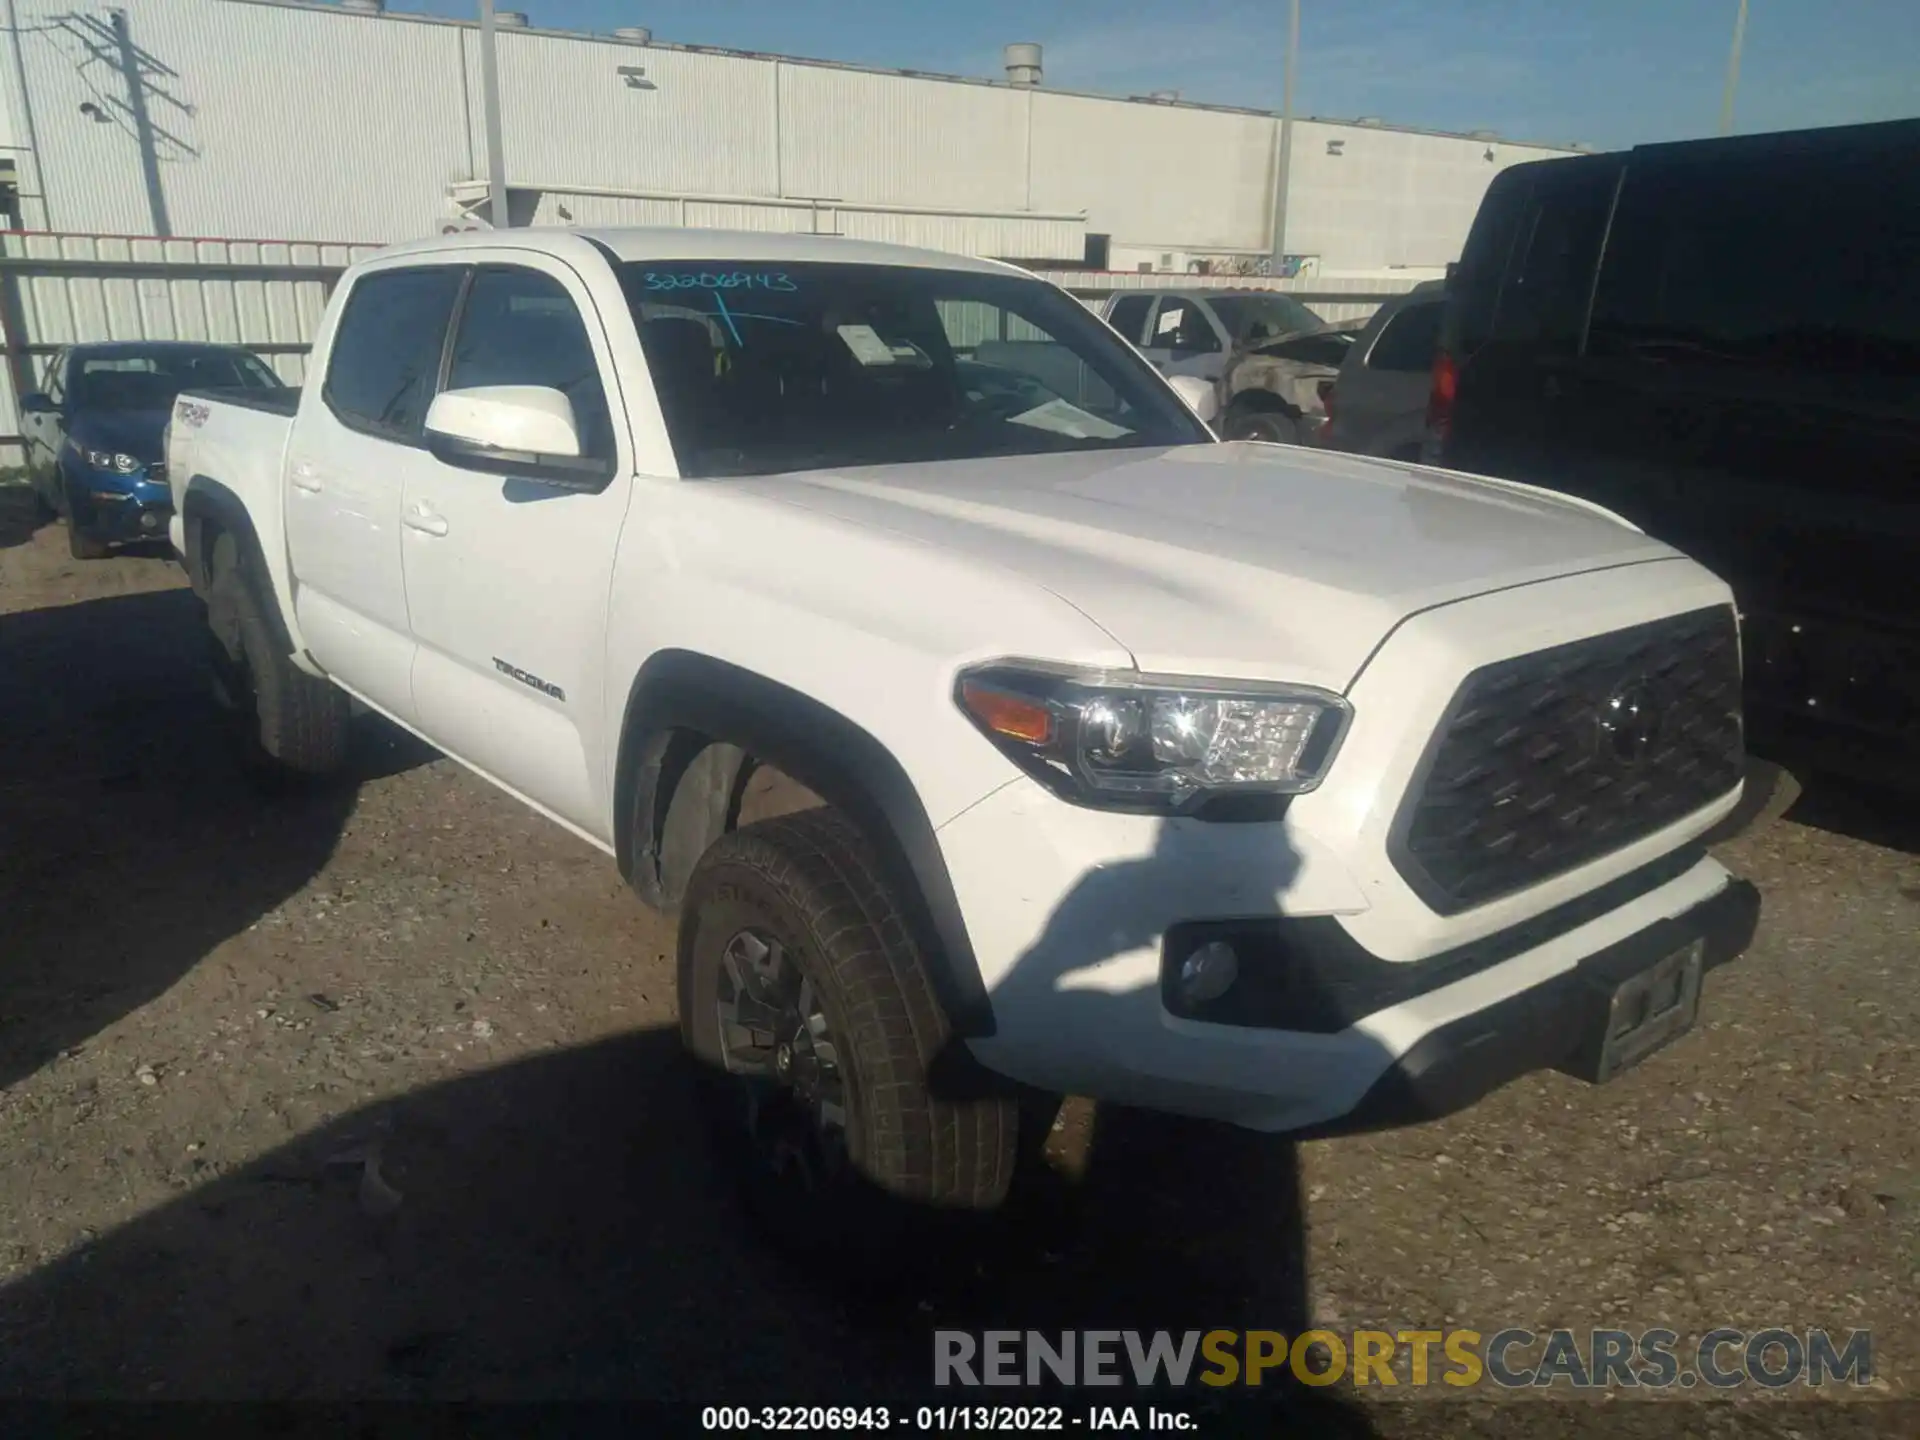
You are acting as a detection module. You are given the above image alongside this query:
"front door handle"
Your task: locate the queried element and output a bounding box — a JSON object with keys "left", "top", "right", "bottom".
{"left": 403, "top": 503, "right": 449, "bottom": 537}
{"left": 290, "top": 461, "right": 323, "bottom": 493}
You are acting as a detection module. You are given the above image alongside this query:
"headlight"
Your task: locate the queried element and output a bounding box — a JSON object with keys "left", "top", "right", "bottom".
{"left": 80, "top": 447, "right": 142, "bottom": 474}
{"left": 955, "top": 660, "right": 1351, "bottom": 816}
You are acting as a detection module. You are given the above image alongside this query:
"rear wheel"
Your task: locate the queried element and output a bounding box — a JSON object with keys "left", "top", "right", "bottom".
{"left": 203, "top": 529, "right": 351, "bottom": 780}
{"left": 679, "top": 809, "right": 1018, "bottom": 1272}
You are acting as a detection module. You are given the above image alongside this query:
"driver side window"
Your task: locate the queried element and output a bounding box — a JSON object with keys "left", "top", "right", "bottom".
{"left": 1151, "top": 299, "right": 1221, "bottom": 355}
{"left": 443, "top": 266, "right": 615, "bottom": 462}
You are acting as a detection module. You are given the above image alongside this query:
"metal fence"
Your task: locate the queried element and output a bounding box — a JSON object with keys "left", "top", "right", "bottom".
{"left": 0, "top": 231, "right": 383, "bottom": 465}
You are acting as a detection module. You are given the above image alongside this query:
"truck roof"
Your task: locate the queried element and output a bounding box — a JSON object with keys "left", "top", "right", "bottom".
{"left": 374, "top": 227, "right": 1027, "bottom": 277}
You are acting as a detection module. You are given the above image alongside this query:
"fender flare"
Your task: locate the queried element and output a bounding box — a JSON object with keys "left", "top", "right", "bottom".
{"left": 179, "top": 476, "right": 301, "bottom": 659}
{"left": 614, "top": 650, "right": 996, "bottom": 1039}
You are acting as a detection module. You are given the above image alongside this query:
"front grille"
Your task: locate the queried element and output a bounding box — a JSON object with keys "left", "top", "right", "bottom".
{"left": 1390, "top": 605, "right": 1744, "bottom": 914}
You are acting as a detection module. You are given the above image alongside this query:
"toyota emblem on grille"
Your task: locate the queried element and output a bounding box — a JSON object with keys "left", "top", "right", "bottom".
{"left": 1599, "top": 680, "right": 1662, "bottom": 764}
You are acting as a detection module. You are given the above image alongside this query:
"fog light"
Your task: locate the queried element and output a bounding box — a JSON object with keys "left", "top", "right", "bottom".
{"left": 1177, "top": 941, "right": 1239, "bottom": 1005}
{"left": 139, "top": 510, "right": 161, "bottom": 532}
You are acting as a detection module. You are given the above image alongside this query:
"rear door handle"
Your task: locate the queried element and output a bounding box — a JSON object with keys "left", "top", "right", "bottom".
{"left": 403, "top": 503, "right": 449, "bottom": 538}
{"left": 290, "top": 461, "right": 323, "bottom": 494}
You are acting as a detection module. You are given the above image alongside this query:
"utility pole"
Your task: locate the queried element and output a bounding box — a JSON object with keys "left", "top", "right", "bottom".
{"left": 479, "top": 0, "right": 510, "bottom": 227}
{"left": 1719, "top": 0, "right": 1748, "bottom": 136}
{"left": 1269, "top": 0, "right": 1300, "bottom": 271}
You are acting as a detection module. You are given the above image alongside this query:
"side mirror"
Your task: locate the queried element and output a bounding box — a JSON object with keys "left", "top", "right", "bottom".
{"left": 1166, "top": 374, "right": 1219, "bottom": 424}
{"left": 423, "top": 385, "right": 608, "bottom": 490}
{"left": 20, "top": 392, "right": 55, "bottom": 414}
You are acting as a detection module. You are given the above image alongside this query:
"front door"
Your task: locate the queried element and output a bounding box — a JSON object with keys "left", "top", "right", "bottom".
{"left": 1140, "top": 297, "right": 1228, "bottom": 380}
{"left": 22, "top": 351, "right": 69, "bottom": 498}
{"left": 400, "top": 257, "right": 632, "bottom": 841}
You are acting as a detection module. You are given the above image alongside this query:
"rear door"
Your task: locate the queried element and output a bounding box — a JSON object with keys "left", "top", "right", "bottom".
{"left": 286, "top": 263, "right": 465, "bottom": 723}
{"left": 1551, "top": 125, "right": 1920, "bottom": 754}
{"left": 399, "top": 255, "right": 631, "bottom": 840}
{"left": 1340, "top": 290, "right": 1444, "bottom": 457}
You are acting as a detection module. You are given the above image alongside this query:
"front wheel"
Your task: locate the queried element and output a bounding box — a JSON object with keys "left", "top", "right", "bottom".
{"left": 679, "top": 809, "right": 1019, "bottom": 1271}
{"left": 1223, "top": 408, "right": 1301, "bottom": 445}
{"left": 66, "top": 519, "right": 111, "bottom": 561}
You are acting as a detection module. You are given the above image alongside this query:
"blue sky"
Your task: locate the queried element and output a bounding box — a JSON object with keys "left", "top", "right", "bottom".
{"left": 405, "top": 1, "right": 1917, "bottom": 148}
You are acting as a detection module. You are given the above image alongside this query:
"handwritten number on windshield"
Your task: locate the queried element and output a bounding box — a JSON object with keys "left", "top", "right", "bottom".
{"left": 644, "top": 271, "right": 798, "bottom": 293}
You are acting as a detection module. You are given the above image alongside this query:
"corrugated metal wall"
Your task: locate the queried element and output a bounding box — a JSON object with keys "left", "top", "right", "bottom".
{"left": 0, "top": 230, "right": 379, "bottom": 462}
{"left": 6, "top": 0, "right": 471, "bottom": 241}
{"left": 0, "top": 0, "right": 1577, "bottom": 265}
{"left": 1029, "top": 92, "right": 1281, "bottom": 254}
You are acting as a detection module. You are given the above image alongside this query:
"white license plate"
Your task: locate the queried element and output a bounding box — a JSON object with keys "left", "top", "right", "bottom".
{"left": 1595, "top": 938, "right": 1705, "bottom": 1083}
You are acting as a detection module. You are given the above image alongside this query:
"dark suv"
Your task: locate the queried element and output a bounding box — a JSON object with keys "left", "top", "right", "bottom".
{"left": 1428, "top": 118, "right": 1920, "bottom": 785}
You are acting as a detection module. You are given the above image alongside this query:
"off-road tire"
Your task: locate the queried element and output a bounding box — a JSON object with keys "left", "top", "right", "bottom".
{"left": 679, "top": 809, "right": 1018, "bottom": 1271}
{"left": 203, "top": 529, "right": 351, "bottom": 780}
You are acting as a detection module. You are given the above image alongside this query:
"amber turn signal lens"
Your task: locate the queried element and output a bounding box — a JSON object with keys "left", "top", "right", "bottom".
{"left": 959, "top": 680, "right": 1053, "bottom": 745}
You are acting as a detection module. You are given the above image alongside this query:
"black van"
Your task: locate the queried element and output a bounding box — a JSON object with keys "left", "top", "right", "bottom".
{"left": 1429, "top": 118, "right": 1920, "bottom": 786}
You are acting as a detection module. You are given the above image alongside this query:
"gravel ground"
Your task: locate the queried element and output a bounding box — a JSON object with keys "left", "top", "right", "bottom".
{"left": 1, "top": 485, "right": 1914, "bottom": 1435}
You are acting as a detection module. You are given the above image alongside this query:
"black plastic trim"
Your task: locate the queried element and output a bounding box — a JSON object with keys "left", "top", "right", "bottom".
{"left": 1163, "top": 841, "right": 1707, "bottom": 1032}
{"left": 614, "top": 650, "right": 995, "bottom": 1038}
{"left": 175, "top": 384, "right": 300, "bottom": 418}
{"left": 1292, "top": 875, "right": 1760, "bottom": 1139}
{"left": 178, "top": 476, "right": 299, "bottom": 657}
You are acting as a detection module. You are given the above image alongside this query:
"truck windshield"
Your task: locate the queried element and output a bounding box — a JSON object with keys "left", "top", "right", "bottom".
{"left": 616, "top": 261, "right": 1213, "bottom": 477}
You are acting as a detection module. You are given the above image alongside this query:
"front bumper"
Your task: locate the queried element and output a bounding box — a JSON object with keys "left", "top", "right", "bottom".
{"left": 941, "top": 775, "right": 1756, "bottom": 1133}
{"left": 66, "top": 468, "right": 171, "bottom": 543}
{"left": 1294, "top": 875, "right": 1760, "bottom": 1139}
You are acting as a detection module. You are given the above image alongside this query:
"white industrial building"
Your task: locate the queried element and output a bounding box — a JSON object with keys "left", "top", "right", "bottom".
{"left": 0, "top": 0, "right": 1581, "bottom": 271}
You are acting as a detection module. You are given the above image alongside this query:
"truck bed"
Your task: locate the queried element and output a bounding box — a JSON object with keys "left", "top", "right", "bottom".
{"left": 179, "top": 384, "right": 301, "bottom": 418}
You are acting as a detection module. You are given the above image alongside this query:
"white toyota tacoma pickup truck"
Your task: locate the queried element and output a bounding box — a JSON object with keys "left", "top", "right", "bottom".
{"left": 167, "top": 229, "right": 1759, "bottom": 1249}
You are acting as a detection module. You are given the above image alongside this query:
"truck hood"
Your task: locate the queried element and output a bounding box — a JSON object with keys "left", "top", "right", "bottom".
{"left": 748, "top": 443, "right": 1677, "bottom": 692}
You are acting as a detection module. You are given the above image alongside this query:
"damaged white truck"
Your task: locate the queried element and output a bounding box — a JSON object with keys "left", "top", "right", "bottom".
{"left": 167, "top": 229, "right": 1760, "bottom": 1252}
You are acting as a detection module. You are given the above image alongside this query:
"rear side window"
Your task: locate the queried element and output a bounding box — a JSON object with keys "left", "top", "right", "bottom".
{"left": 445, "top": 266, "right": 615, "bottom": 461}
{"left": 1450, "top": 168, "right": 1533, "bottom": 354}
{"left": 323, "top": 267, "right": 465, "bottom": 439}
{"left": 1366, "top": 299, "right": 1443, "bottom": 372}
{"left": 1492, "top": 159, "right": 1618, "bottom": 349}
{"left": 1591, "top": 144, "right": 1920, "bottom": 379}
{"left": 1106, "top": 294, "right": 1152, "bottom": 344}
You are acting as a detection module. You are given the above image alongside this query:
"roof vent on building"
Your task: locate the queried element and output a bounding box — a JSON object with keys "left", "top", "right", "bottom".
{"left": 614, "top": 26, "right": 652, "bottom": 42}
{"left": 1355, "top": 115, "right": 1383, "bottom": 127}
{"left": 339, "top": 0, "right": 385, "bottom": 12}
{"left": 1148, "top": 89, "right": 1180, "bottom": 101}
{"left": 1004, "top": 42, "right": 1042, "bottom": 86}
{"left": 494, "top": 10, "right": 530, "bottom": 26}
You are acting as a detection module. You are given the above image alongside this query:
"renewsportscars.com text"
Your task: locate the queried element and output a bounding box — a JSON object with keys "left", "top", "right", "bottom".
{"left": 934, "top": 1328, "right": 1873, "bottom": 1390}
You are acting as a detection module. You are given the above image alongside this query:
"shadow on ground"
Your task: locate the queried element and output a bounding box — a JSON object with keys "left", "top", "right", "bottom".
{"left": 0, "top": 586, "right": 432, "bottom": 1092}
{"left": 0, "top": 1028, "right": 1369, "bottom": 1433}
